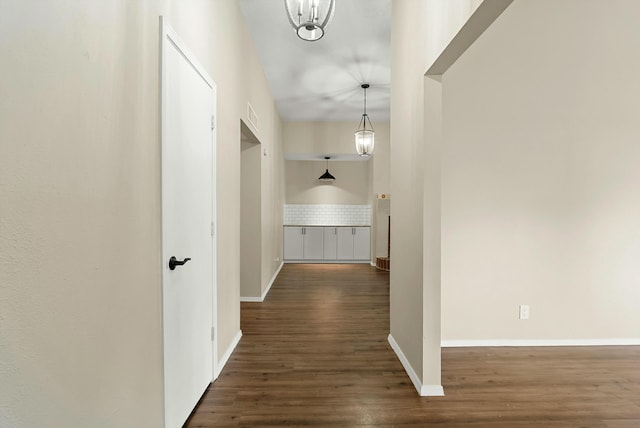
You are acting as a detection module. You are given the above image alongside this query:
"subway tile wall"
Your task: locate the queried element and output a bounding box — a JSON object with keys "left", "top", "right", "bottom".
{"left": 284, "top": 204, "right": 371, "bottom": 226}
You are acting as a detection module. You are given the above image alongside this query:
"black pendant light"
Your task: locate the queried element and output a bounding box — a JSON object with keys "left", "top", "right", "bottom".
{"left": 318, "top": 156, "right": 336, "bottom": 181}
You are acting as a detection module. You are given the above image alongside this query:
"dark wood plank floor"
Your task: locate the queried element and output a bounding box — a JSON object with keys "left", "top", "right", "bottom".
{"left": 186, "top": 264, "right": 640, "bottom": 427}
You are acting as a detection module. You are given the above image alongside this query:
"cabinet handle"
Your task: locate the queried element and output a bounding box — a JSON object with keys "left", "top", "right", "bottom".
{"left": 352, "top": 227, "right": 355, "bottom": 235}
{"left": 334, "top": 227, "right": 337, "bottom": 235}
{"left": 303, "top": 227, "right": 305, "bottom": 235}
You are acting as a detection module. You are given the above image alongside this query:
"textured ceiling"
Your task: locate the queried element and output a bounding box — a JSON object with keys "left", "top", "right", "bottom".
{"left": 239, "top": 0, "right": 391, "bottom": 122}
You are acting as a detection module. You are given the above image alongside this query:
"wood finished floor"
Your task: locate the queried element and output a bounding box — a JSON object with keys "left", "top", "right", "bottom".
{"left": 186, "top": 264, "right": 640, "bottom": 427}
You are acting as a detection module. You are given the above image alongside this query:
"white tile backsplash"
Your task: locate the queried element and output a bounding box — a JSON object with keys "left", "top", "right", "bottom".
{"left": 284, "top": 204, "right": 371, "bottom": 226}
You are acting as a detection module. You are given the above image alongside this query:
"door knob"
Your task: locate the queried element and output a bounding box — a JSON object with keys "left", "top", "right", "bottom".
{"left": 169, "top": 256, "right": 191, "bottom": 270}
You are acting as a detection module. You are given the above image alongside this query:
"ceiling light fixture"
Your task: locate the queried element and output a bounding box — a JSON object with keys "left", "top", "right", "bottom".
{"left": 355, "top": 83, "right": 375, "bottom": 157}
{"left": 284, "top": 0, "right": 335, "bottom": 42}
{"left": 318, "top": 156, "right": 336, "bottom": 181}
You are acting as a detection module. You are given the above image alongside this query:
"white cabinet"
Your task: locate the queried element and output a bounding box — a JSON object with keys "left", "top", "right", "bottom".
{"left": 336, "top": 227, "right": 355, "bottom": 260}
{"left": 337, "top": 227, "right": 370, "bottom": 260}
{"left": 303, "top": 227, "right": 324, "bottom": 260}
{"left": 283, "top": 227, "right": 303, "bottom": 260}
{"left": 323, "top": 227, "right": 338, "bottom": 260}
{"left": 284, "top": 226, "right": 370, "bottom": 262}
{"left": 353, "top": 227, "right": 371, "bottom": 260}
{"left": 283, "top": 226, "right": 324, "bottom": 260}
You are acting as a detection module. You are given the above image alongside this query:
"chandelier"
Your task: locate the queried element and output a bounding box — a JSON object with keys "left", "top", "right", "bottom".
{"left": 355, "top": 84, "right": 375, "bottom": 156}
{"left": 284, "top": 0, "right": 336, "bottom": 41}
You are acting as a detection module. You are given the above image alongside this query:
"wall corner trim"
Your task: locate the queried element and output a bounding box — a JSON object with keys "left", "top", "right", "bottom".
{"left": 240, "top": 262, "right": 283, "bottom": 303}
{"left": 388, "top": 334, "right": 445, "bottom": 397}
{"left": 215, "top": 330, "right": 242, "bottom": 379}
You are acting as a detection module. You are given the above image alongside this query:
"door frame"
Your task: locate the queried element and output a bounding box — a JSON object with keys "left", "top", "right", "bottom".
{"left": 160, "top": 16, "right": 218, "bottom": 425}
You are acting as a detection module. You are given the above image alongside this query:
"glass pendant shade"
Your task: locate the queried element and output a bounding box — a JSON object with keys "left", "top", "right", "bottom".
{"left": 284, "top": 0, "right": 336, "bottom": 41}
{"left": 355, "top": 128, "right": 375, "bottom": 157}
{"left": 355, "top": 84, "right": 375, "bottom": 156}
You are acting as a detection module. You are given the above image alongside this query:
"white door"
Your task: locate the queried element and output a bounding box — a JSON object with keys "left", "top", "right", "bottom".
{"left": 303, "top": 227, "right": 324, "bottom": 260}
{"left": 353, "top": 227, "right": 371, "bottom": 260}
{"left": 337, "top": 227, "right": 355, "bottom": 260}
{"left": 161, "top": 19, "right": 217, "bottom": 428}
{"left": 284, "top": 226, "right": 304, "bottom": 260}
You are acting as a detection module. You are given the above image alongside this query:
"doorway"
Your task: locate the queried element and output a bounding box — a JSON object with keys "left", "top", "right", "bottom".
{"left": 240, "top": 120, "right": 262, "bottom": 300}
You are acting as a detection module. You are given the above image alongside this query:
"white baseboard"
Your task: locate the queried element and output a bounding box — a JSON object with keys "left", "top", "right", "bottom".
{"left": 240, "top": 261, "right": 283, "bottom": 303}
{"left": 214, "top": 330, "right": 242, "bottom": 379}
{"left": 261, "top": 261, "right": 283, "bottom": 300}
{"left": 421, "top": 384, "right": 445, "bottom": 396}
{"left": 239, "top": 296, "right": 262, "bottom": 302}
{"left": 284, "top": 260, "right": 371, "bottom": 264}
{"left": 441, "top": 338, "right": 640, "bottom": 347}
{"left": 387, "top": 334, "right": 445, "bottom": 397}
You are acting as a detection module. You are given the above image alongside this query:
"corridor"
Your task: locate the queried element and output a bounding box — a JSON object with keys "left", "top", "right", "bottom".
{"left": 186, "top": 264, "right": 640, "bottom": 426}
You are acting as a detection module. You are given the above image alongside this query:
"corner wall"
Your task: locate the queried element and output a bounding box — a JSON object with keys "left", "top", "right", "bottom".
{"left": 390, "top": 0, "right": 484, "bottom": 393}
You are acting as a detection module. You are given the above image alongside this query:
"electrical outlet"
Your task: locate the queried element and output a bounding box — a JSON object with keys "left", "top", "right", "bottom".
{"left": 275, "top": 256, "right": 280, "bottom": 262}
{"left": 519, "top": 304, "right": 530, "bottom": 320}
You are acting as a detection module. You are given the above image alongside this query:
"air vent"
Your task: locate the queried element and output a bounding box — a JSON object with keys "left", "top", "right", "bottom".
{"left": 247, "top": 102, "right": 258, "bottom": 131}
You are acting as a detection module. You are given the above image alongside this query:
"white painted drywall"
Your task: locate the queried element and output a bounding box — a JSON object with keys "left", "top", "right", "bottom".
{"left": 282, "top": 121, "right": 390, "bottom": 191}
{"left": 261, "top": 116, "right": 285, "bottom": 297}
{"left": 285, "top": 160, "right": 371, "bottom": 205}
{"left": 376, "top": 199, "right": 391, "bottom": 257}
{"left": 441, "top": 0, "right": 640, "bottom": 341}
{"left": 241, "top": 140, "right": 262, "bottom": 299}
{"left": 0, "top": 1, "right": 284, "bottom": 426}
{"left": 390, "top": 0, "right": 484, "bottom": 390}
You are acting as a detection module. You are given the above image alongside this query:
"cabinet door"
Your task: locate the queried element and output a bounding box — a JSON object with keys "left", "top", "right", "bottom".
{"left": 353, "top": 227, "right": 371, "bottom": 260}
{"left": 336, "top": 227, "right": 355, "bottom": 260}
{"left": 303, "top": 227, "right": 324, "bottom": 260}
{"left": 283, "top": 227, "right": 303, "bottom": 260}
{"left": 323, "top": 227, "right": 337, "bottom": 260}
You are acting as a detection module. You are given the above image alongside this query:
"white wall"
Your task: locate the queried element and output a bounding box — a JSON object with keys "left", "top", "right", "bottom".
{"left": 241, "top": 139, "right": 262, "bottom": 298}
{"left": 282, "top": 121, "right": 390, "bottom": 198}
{"left": 0, "top": 1, "right": 283, "bottom": 426}
{"left": 375, "top": 198, "right": 391, "bottom": 257}
{"left": 441, "top": 0, "right": 640, "bottom": 342}
{"left": 261, "top": 118, "right": 285, "bottom": 297}
{"left": 390, "top": 0, "right": 482, "bottom": 391}
{"left": 285, "top": 160, "right": 370, "bottom": 205}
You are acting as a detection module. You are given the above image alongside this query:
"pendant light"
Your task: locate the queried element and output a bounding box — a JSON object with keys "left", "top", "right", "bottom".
{"left": 284, "top": 0, "right": 336, "bottom": 42}
{"left": 355, "top": 83, "right": 375, "bottom": 157}
{"left": 318, "top": 156, "right": 336, "bottom": 181}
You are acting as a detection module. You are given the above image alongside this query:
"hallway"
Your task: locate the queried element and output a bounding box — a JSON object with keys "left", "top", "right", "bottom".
{"left": 186, "top": 264, "right": 640, "bottom": 427}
